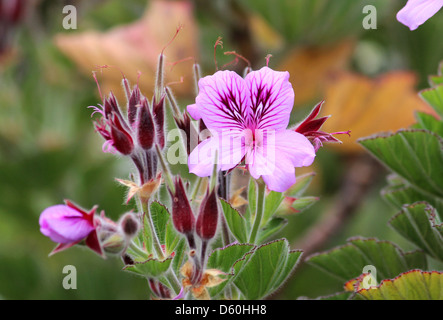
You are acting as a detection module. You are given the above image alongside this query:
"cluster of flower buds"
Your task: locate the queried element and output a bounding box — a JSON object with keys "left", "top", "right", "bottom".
{"left": 39, "top": 200, "right": 139, "bottom": 257}
{"left": 295, "top": 100, "right": 351, "bottom": 151}
{"left": 168, "top": 174, "right": 220, "bottom": 291}
{"left": 90, "top": 52, "right": 168, "bottom": 189}
{"left": 168, "top": 177, "right": 196, "bottom": 249}
{"left": 0, "top": 0, "right": 24, "bottom": 56}
{"left": 91, "top": 76, "right": 165, "bottom": 186}
{"left": 168, "top": 178, "right": 220, "bottom": 247}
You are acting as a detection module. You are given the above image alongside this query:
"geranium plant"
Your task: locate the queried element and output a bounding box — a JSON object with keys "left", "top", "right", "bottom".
{"left": 38, "top": 43, "right": 349, "bottom": 300}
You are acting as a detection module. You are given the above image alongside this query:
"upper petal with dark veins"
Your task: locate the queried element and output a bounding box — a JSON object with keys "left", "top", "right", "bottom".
{"left": 244, "top": 67, "right": 295, "bottom": 131}
{"left": 195, "top": 70, "right": 251, "bottom": 133}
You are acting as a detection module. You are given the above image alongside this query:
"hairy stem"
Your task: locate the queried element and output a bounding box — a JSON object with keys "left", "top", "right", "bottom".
{"left": 141, "top": 200, "right": 164, "bottom": 260}
{"left": 249, "top": 178, "right": 266, "bottom": 244}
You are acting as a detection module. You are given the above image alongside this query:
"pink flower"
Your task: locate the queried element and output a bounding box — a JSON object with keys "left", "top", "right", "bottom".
{"left": 397, "top": 0, "right": 443, "bottom": 30}
{"left": 187, "top": 67, "right": 316, "bottom": 193}
{"left": 39, "top": 200, "right": 103, "bottom": 256}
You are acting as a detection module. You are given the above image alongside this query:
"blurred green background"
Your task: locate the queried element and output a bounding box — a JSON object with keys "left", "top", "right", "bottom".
{"left": 1, "top": 0, "right": 443, "bottom": 299}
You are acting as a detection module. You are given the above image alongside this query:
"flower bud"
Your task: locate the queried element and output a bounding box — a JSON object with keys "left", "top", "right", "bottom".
{"left": 127, "top": 85, "right": 141, "bottom": 127}
{"left": 137, "top": 98, "right": 155, "bottom": 150}
{"left": 153, "top": 95, "right": 165, "bottom": 149}
{"left": 110, "top": 113, "right": 134, "bottom": 155}
{"left": 119, "top": 212, "right": 140, "bottom": 239}
{"left": 168, "top": 177, "right": 195, "bottom": 236}
{"left": 39, "top": 204, "right": 95, "bottom": 244}
{"left": 39, "top": 200, "right": 103, "bottom": 256}
{"left": 0, "top": 0, "right": 24, "bottom": 24}
{"left": 196, "top": 189, "right": 219, "bottom": 240}
{"left": 149, "top": 278, "right": 171, "bottom": 299}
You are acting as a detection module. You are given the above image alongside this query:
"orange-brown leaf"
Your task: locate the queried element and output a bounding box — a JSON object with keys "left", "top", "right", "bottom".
{"left": 278, "top": 40, "right": 355, "bottom": 105}
{"left": 54, "top": 0, "right": 199, "bottom": 100}
{"left": 321, "top": 72, "right": 435, "bottom": 152}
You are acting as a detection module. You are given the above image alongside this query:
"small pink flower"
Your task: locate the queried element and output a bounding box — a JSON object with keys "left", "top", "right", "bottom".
{"left": 39, "top": 200, "right": 103, "bottom": 256}
{"left": 397, "top": 0, "right": 443, "bottom": 30}
{"left": 187, "top": 67, "right": 316, "bottom": 192}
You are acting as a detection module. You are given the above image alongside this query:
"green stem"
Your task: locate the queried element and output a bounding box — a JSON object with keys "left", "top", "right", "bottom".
{"left": 190, "top": 176, "right": 203, "bottom": 201}
{"left": 128, "top": 241, "right": 150, "bottom": 260}
{"left": 248, "top": 179, "right": 266, "bottom": 244}
{"left": 155, "top": 143, "right": 175, "bottom": 194}
{"left": 166, "top": 269, "right": 182, "bottom": 296}
{"left": 141, "top": 200, "right": 164, "bottom": 260}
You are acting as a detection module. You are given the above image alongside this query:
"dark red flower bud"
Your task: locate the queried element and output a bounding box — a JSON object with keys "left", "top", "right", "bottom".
{"left": 149, "top": 278, "right": 171, "bottom": 299}
{"left": 110, "top": 113, "right": 134, "bottom": 155}
{"left": 127, "top": 85, "right": 141, "bottom": 127}
{"left": 1, "top": 0, "right": 24, "bottom": 24}
{"left": 175, "top": 111, "right": 196, "bottom": 155}
{"left": 137, "top": 98, "right": 155, "bottom": 150}
{"left": 196, "top": 189, "right": 218, "bottom": 240}
{"left": 168, "top": 178, "right": 195, "bottom": 236}
{"left": 153, "top": 95, "right": 165, "bottom": 149}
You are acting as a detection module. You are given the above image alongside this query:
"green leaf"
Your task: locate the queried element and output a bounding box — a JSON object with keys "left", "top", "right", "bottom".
{"left": 207, "top": 243, "right": 255, "bottom": 273}
{"left": 289, "top": 196, "right": 319, "bottom": 213}
{"left": 262, "top": 191, "right": 284, "bottom": 225}
{"left": 165, "top": 219, "right": 181, "bottom": 256}
{"left": 286, "top": 172, "right": 316, "bottom": 198}
{"left": 354, "top": 270, "right": 443, "bottom": 300}
{"left": 415, "top": 111, "right": 443, "bottom": 137}
{"left": 257, "top": 217, "right": 287, "bottom": 243}
{"left": 171, "top": 239, "right": 186, "bottom": 275}
{"left": 420, "top": 85, "right": 443, "bottom": 118}
{"left": 244, "top": 178, "right": 257, "bottom": 223}
{"left": 142, "top": 213, "right": 153, "bottom": 256}
{"left": 389, "top": 202, "right": 443, "bottom": 262}
{"left": 358, "top": 130, "right": 443, "bottom": 198}
{"left": 149, "top": 201, "right": 170, "bottom": 245}
{"left": 382, "top": 180, "right": 443, "bottom": 220}
{"left": 123, "top": 256, "right": 173, "bottom": 277}
{"left": 232, "top": 239, "right": 302, "bottom": 300}
{"left": 220, "top": 199, "right": 249, "bottom": 243}
{"left": 429, "top": 61, "right": 443, "bottom": 86}
{"left": 306, "top": 237, "right": 427, "bottom": 283}
{"left": 206, "top": 243, "right": 255, "bottom": 298}
{"left": 143, "top": 201, "right": 182, "bottom": 257}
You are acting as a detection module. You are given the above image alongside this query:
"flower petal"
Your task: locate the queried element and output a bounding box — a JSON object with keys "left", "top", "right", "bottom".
{"left": 39, "top": 205, "right": 95, "bottom": 244}
{"left": 247, "top": 130, "right": 315, "bottom": 192}
{"left": 188, "top": 130, "right": 248, "bottom": 177}
{"left": 244, "top": 67, "right": 295, "bottom": 131}
{"left": 187, "top": 103, "right": 202, "bottom": 120}
{"left": 196, "top": 70, "right": 251, "bottom": 132}
{"left": 397, "top": 0, "right": 443, "bottom": 30}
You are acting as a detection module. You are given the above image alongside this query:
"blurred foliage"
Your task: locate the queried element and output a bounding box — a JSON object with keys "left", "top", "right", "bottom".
{"left": 1, "top": 0, "right": 443, "bottom": 299}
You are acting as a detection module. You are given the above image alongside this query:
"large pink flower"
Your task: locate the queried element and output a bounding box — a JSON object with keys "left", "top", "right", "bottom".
{"left": 397, "top": 0, "right": 443, "bottom": 30}
{"left": 187, "top": 67, "right": 315, "bottom": 192}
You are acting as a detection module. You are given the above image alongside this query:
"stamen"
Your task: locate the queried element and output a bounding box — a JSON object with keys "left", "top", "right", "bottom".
{"left": 92, "top": 71, "right": 103, "bottom": 101}
{"left": 136, "top": 70, "right": 142, "bottom": 87}
{"left": 265, "top": 54, "right": 272, "bottom": 67}
{"left": 214, "top": 36, "right": 223, "bottom": 71}
{"left": 220, "top": 56, "right": 239, "bottom": 70}
{"left": 166, "top": 56, "right": 194, "bottom": 71}
{"left": 166, "top": 76, "right": 185, "bottom": 87}
{"left": 161, "top": 24, "right": 184, "bottom": 54}
{"left": 224, "top": 51, "right": 251, "bottom": 69}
